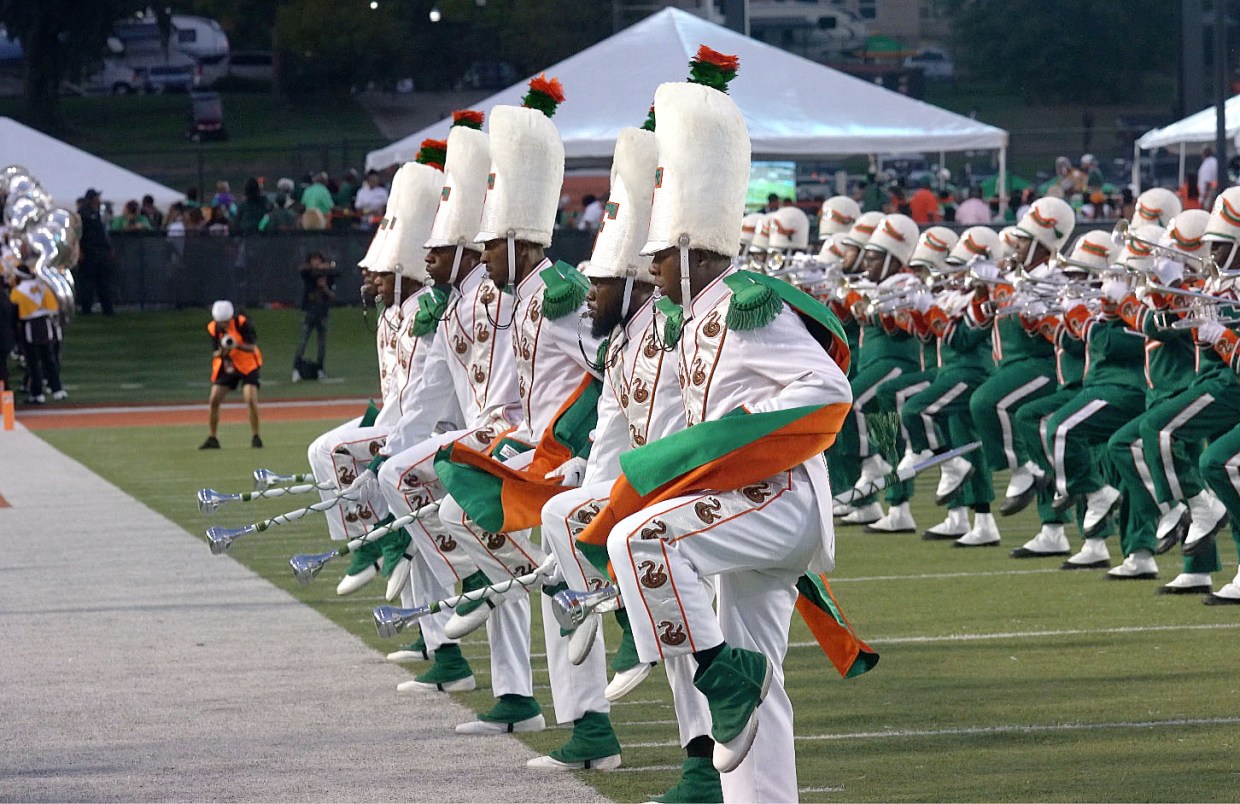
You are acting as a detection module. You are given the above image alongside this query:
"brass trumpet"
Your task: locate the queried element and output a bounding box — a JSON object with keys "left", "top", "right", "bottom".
{"left": 1111, "top": 219, "right": 1211, "bottom": 273}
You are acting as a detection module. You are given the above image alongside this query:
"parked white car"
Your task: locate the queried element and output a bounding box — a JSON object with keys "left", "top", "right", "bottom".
{"left": 904, "top": 48, "right": 956, "bottom": 80}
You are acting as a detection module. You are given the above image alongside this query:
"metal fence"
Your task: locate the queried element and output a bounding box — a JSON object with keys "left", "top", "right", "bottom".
{"left": 102, "top": 228, "right": 602, "bottom": 309}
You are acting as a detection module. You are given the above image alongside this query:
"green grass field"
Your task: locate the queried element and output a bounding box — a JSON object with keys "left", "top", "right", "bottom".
{"left": 37, "top": 419, "right": 1240, "bottom": 802}
{"left": 51, "top": 308, "right": 383, "bottom": 405}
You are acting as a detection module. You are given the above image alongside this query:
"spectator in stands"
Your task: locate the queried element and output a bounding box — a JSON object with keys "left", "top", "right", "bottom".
{"left": 762, "top": 193, "right": 781, "bottom": 213}
{"left": 1198, "top": 146, "right": 1218, "bottom": 208}
{"left": 259, "top": 192, "right": 299, "bottom": 233}
{"left": 353, "top": 170, "right": 389, "bottom": 219}
{"left": 909, "top": 175, "right": 941, "bottom": 223}
{"left": 185, "top": 186, "right": 202, "bottom": 209}
{"left": 1080, "top": 154, "right": 1105, "bottom": 191}
{"left": 1118, "top": 188, "right": 1136, "bottom": 221}
{"left": 206, "top": 206, "right": 232, "bottom": 236}
{"left": 211, "top": 181, "right": 237, "bottom": 217}
{"left": 140, "top": 195, "right": 163, "bottom": 230}
{"left": 1182, "top": 172, "right": 1203, "bottom": 210}
{"left": 938, "top": 189, "right": 957, "bottom": 222}
{"left": 336, "top": 169, "right": 361, "bottom": 208}
{"left": 235, "top": 178, "right": 270, "bottom": 235}
{"left": 576, "top": 194, "right": 604, "bottom": 232}
{"left": 77, "top": 189, "right": 115, "bottom": 316}
{"left": 955, "top": 186, "right": 991, "bottom": 224}
{"left": 276, "top": 178, "right": 297, "bottom": 207}
{"left": 110, "top": 200, "right": 154, "bottom": 232}
{"left": 1078, "top": 190, "right": 1113, "bottom": 221}
{"left": 185, "top": 206, "right": 207, "bottom": 232}
{"left": 300, "top": 172, "right": 334, "bottom": 218}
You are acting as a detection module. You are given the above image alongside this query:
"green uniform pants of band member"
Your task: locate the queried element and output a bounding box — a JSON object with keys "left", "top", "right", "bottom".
{"left": 903, "top": 369, "right": 992, "bottom": 506}
{"left": 1014, "top": 387, "right": 1079, "bottom": 526}
{"left": 827, "top": 319, "right": 864, "bottom": 497}
{"left": 969, "top": 359, "right": 1058, "bottom": 475}
{"left": 840, "top": 358, "right": 920, "bottom": 504}
{"left": 1043, "top": 384, "right": 1146, "bottom": 499}
{"left": 875, "top": 369, "right": 933, "bottom": 505}
{"left": 1139, "top": 372, "right": 1240, "bottom": 506}
{"left": 1201, "top": 424, "right": 1240, "bottom": 565}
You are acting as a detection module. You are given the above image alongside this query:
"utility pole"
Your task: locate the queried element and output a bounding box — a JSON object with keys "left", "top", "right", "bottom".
{"left": 1215, "top": 0, "right": 1229, "bottom": 192}
{"left": 1183, "top": 0, "right": 1206, "bottom": 117}
{"left": 722, "top": 0, "right": 748, "bottom": 36}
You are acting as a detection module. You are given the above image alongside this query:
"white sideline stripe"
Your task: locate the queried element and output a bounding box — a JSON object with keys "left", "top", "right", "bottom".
{"left": 612, "top": 699, "right": 671, "bottom": 707}
{"left": 830, "top": 568, "right": 1059, "bottom": 582}
{"left": 18, "top": 397, "right": 373, "bottom": 418}
{"left": 801, "top": 787, "right": 847, "bottom": 793}
{"left": 622, "top": 716, "right": 1240, "bottom": 749}
{"left": 614, "top": 764, "right": 681, "bottom": 773}
{"left": 787, "top": 621, "right": 1240, "bottom": 649}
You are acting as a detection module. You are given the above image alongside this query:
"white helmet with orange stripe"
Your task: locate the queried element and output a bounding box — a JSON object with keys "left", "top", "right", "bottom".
{"left": 1153, "top": 209, "right": 1209, "bottom": 284}
{"left": 767, "top": 205, "right": 811, "bottom": 253}
{"left": 947, "top": 226, "right": 1002, "bottom": 266}
{"left": 818, "top": 195, "right": 861, "bottom": 242}
{"left": 1204, "top": 187, "right": 1240, "bottom": 271}
{"left": 1116, "top": 224, "right": 1165, "bottom": 274}
{"left": 1066, "top": 230, "right": 1120, "bottom": 274}
{"left": 1133, "top": 188, "right": 1182, "bottom": 228}
{"left": 1014, "top": 197, "right": 1075, "bottom": 267}
{"left": 907, "top": 226, "right": 958, "bottom": 273}
{"left": 862, "top": 213, "right": 919, "bottom": 279}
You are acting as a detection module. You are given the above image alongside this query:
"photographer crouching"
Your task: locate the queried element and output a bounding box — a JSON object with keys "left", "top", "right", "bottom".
{"left": 200, "top": 300, "right": 263, "bottom": 449}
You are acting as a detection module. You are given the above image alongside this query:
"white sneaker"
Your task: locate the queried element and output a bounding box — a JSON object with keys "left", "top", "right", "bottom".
{"left": 1158, "top": 572, "right": 1213, "bottom": 595}
{"left": 1010, "top": 524, "right": 1070, "bottom": 558}
{"left": 1184, "top": 490, "right": 1228, "bottom": 555}
{"left": 51, "top": 389, "right": 68, "bottom": 401}
{"left": 865, "top": 502, "right": 917, "bottom": 533}
{"left": 1081, "top": 485, "right": 1122, "bottom": 536}
{"left": 852, "top": 455, "right": 893, "bottom": 495}
{"left": 935, "top": 457, "right": 974, "bottom": 504}
{"left": 923, "top": 507, "right": 969, "bottom": 540}
{"left": 605, "top": 662, "right": 653, "bottom": 701}
{"left": 1154, "top": 502, "right": 1191, "bottom": 554}
{"left": 1105, "top": 549, "right": 1158, "bottom": 580}
{"left": 897, "top": 449, "right": 933, "bottom": 474}
{"left": 1062, "top": 538, "right": 1111, "bottom": 570}
{"left": 455, "top": 714, "right": 545, "bottom": 734}
{"left": 527, "top": 752, "right": 622, "bottom": 771}
{"left": 840, "top": 501, "right": 883, "bottom": 526}
{"left": 832, "top": 500, "right": 855, "bottom": 517}
{"left": 954, "top": 512, "right": 1000, "bottom": 547}
{"left": 1206, "top": 569, "right": 1240, "bottom": 605}
{"left": 1003, "top": 462, "right": 1042, "bottom": 499}
{"left": 291, "top": 369, "right": 302, "bottom": 383}
{"left": 567, "top": 613, "right": 599, "bottom": 666}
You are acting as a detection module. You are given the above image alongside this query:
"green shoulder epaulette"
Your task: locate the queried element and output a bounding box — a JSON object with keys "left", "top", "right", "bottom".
{"left": 723, "top": 271, "right": 783, "bottom": 331}
{"left": 410, "top": 286, "right": 450, "bottom": 337}
{"left": 540, "top": 260, "right": 589, "bottom": 320}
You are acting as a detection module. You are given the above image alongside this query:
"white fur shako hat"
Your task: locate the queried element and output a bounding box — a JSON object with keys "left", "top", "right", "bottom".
{"left": 582, "top": 127, "right": 658, "bottom": 283}
{"left": 476, "top": 77, "right": 566, "bottom": 247}
{"left": 641, "top": 48, "right": 750, "bottom": 259}
{"left": 426, "top": 112, "right": 490, "bottom": 253}
{"left": 359, "top": 176, "right": 400, "bottom": 271}
{"left": 377, "top": 152, "right": 443, "bottom": 281}
{"left": 766, "top": 205, "right": 810, "bottom": 252}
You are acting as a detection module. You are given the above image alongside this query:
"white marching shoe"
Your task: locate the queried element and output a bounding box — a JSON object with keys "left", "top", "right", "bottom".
{"left": 1205, "top": 568, "right": 1240, "bottom": 605}
{"left": 897, "top": 449, "right": 933, "bottom": 473}
{"left": 1010, "top": 523, "right": 1070, "bottom": 558}
{"left": 567, "top": 613, "right": 600, "bottom": 666}
{"left": 385, "top": 554, "right": 413, "bottom": 601}
{"left": 1158, "top": 572, "right": 1213, "bottom": 595}
{"left": 954, "top": 512, "right": 1000, "bottom": 547}
{"left": 923, "top": 507, "right": 969, "bottom": 541}
{"left": 444, "top": 592, "right": 510, "bottom": 640}
{"left": 865, "top": 502, "right": 917, "bottom": 533}
{"left": 1061, "top": 538, "right": 1111, "bottom": 570}
{"left": 934, "top": 457, "right": 974, "bottom": 504}
{"left": 1154, "top": 502, "right": 1190, "bottom": 554}
{"left": 852, "top": 455, "right": 893, "bottom": 495}
{"left": 336, "top": 561, "right": 381, "bottom": 595}
{"left": 832, "top": 500, "right": 856, "bottom": 517}
{"left": 1105, "top": 549, "right": 1158, "bottom": 580}
{"left": 1081, "top": 485, "right": 1122, "bottom": 537}
{"left": 605, "top": 662, "right": 654, "bottom": 701}
{"left": 1184, "top": 490, "right": 1228, "bottom": 555}
{"left": 839, "top": 501, "right": 883, "bottom": 526}
{"left": 1001, "top": 462, "right": 1046, "bottom": 516}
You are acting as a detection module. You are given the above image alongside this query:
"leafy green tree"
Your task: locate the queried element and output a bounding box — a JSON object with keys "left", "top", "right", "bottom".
{"left": 947, "top": 0, "right": 1176, "bottom": 103}
{"left": 0, "top": 0, "right": 143, "bottom": 131}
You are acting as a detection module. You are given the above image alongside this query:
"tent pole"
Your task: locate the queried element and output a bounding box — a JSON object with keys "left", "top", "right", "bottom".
{"left": 938, "top": 150, "right": 946, "bottom": 191}
{"left": 1179, "top": 142, "right": 1186, "bottom": 190}
{"left": 997, "top": 147, "right": 1007, "bottom": 216}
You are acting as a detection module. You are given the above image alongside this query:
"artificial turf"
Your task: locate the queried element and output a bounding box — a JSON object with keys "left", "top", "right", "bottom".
{"left": 39, "top": 418, "right": 1240, "bottom": 802}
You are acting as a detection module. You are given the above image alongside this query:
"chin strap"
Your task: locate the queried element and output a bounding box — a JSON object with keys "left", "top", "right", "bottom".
{"left": 506, "top": 231, "right": 516, "bottom": 289}
{"left": 394, "top": 272, "right": 403, "bottom": 318}
{"left": 620, "top": 271, "right": 635, "bottom": 320}
{"left": 678, "top": 235, "right": 692, "bottom": 312}
{"left": 450, "top": 241, "right": 465, "bottom": 284}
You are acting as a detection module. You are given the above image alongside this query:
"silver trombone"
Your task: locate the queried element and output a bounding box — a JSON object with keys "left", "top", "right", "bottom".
{"left": 1111, "top": 219, "right": 1212, "bottom": 274}
{"left": 197, "top": 480, "right": 335, "bottom": 516}
{"left": 254, "top": 468, "right": 316, "bottom": 489}
{"left": 287, "top": 502, "right": 441, "bottom": 583}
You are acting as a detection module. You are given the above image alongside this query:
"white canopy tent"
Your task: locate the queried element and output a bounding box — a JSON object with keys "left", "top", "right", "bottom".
{"left": 1133, "top": 95, "right": 1240, "bottom": 193}
{"left": 0, "top": 117, "right": 182, "bottom": 208}
{"left": 367, "top": 9, "right": 1009, "bottom": 194}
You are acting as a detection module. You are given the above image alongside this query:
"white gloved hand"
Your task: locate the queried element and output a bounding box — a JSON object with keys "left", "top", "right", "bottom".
{"left": 545, "top": 456, "right": 588, "bottom": 487}
{"left": 343, "top": 468, "right": 376, "bottom": 497}
{"left": 1062, "top": 296, "right": 1086, "bottom": 314}
{"left": 1022, "top": 300, "right": 1048, "bottom": 318}
{"left": 1100, "top": 277, "right": 1130, "bottom": 304}
{"left": 1195, "top": 320, "right": 1226, "bottom": 345}
{"left": 971, "top": 260, "right": 1000, "bottom": 285}
{"left": 910, "top": 290, "right": 934, "bottom": 314}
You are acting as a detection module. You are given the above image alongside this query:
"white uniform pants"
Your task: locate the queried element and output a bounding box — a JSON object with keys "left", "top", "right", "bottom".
{"left": 606, "top": 466, "right": 818, "bottom": 803}
{"left": 307, "top": 418, "right": 388, "bottom": 542}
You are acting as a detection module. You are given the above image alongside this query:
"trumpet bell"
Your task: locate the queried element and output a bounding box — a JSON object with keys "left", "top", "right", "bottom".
{"left": 373, "top": 604, "right": 432, "bottom": 639}
{"left": 1111, "top": 218, "right": 1130, "bottom": 248}
{"left": 289, "top": 550, "right": 337, "bottom": 586}
{"left": 551, "top": 586, "right": 621, "bottom": 631}
{"left": 205, "top": 524, "right": 256, "bottom": 555}
{"left": 253, "top": 468, "right": 288, "bottom": 490}
{"left": 197, "top": 488, "right": 241, "bottom": 515}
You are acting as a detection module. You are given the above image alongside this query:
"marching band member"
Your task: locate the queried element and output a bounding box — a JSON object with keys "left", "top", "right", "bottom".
{"left": 1194, "top": 319, "right": 1240, "bottom": 604}
{"left": 1108, "top": 212, "right": 1215, "bottom": 591}
{"left": 1136, "top": 189, "right": 1240, "bottom": 582}
{"left": 580, "top": 59, "right": 862, "bottom": 802}
{"left": 1007, "top": 230, "right": 1115, "bottom": 558}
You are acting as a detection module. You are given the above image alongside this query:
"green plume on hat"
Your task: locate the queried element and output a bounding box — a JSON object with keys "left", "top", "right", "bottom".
{"left": 641, "top": 104, "right": 656, "bottom": 132}
{"left": 687, "top": 44, "right": 740, "bottom": 93}
{"left": 415, "top": 138, "right": 447, "bottom": 171}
